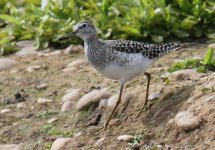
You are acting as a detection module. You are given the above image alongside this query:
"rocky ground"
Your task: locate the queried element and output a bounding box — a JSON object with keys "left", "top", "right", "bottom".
{"left": 0, "top": 41, "right": 215, "bottom": 150}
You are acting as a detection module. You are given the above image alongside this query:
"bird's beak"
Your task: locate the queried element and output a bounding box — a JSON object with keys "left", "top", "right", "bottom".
{"left": 59, "top": 30, "right": 77, "bottom": 41}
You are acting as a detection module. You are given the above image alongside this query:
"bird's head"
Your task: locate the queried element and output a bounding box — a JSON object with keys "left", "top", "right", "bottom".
{"left": 59, "top": 20, "right": 97, "bottom": 41}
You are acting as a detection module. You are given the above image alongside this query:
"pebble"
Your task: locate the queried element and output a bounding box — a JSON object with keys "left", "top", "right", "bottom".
{"left": 37, "top": 98, "right": 53, "bottom": 104}
{"left": 0, "top": 144, "right": 21, "bottom": 150}
{"left": 62, "top": 89, "right": 82, "bottom": 103}
{"left": 62, "top": 67, "right": 77, "bottom": 73}
{"left": 0, "top": 58, "right": 19, "bottom": 72}
{"left": 104, "top": 94, "right": 133, "bottom": 109}
{"left": 16, "top": 40, "right": 37, "bottom": 56}
{"left": 175, "top": 111, "right": 201, "bottom": 131}
{"left": 47, "top": 118, "right": 59, "bottom": 124}
{"left": 36, "top": 83, "right": 48, "bottom": 90}
{"left": 61, "top": 101, "right": 72, "bottom": 112}
{"left": 27, "top": 65, "right": 41, "bottom": 72}
{"left": 76, "top": 90, "right": 111, "bottom": 111}
{"left": 117, "top": 135, "right": 133, "bottom": 142}
{"left": 208, "top": 43, "right": 215, "bottom": 49}
{"left": 38, "top": 50, "right": 62, "bottom": 57}
{"left": 95, "top": 137, "right": 106, "bottom": 147}
{"left": 16, "top": 102, "right": 26, "bottom": 109}
{"left": 50, "top": 138, "right": 71, "bottom": 150}
{"left": 170, "top": 69, "right": 205, "bottom": 81}
{"left": 67, "top": 59, "right": 88, "bottom": 68}
{"left": 0, "top": 109, "right": 12, "bottom": 114}
{"left": 148, "top": 92, "right": 160, "bottom": 101}
{"left": 64, "top": 45, "right": 83, "bottom": 54}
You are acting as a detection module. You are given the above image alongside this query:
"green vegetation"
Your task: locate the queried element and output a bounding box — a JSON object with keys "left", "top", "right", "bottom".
{"left": 168, "top": 48, "right": 215, "bottom": 73}
{"left": 0, "top": 0, "right": 215, "bottom": 55}
{"left": 41, "top": 124, "right": 74, "bottom": 137}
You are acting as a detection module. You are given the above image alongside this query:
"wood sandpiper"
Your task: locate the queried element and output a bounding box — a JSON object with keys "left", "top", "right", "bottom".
{"left": 60, "top": 20, "right": 183, "bottom": 133}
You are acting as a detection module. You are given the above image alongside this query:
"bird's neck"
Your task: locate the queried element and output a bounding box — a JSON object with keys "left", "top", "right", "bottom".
{"left": 84, "top": 35, "right": 104, "bottom": 50}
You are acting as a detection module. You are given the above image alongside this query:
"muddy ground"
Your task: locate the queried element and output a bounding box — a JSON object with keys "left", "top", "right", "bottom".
{"left": 0, "top": 42, "right": 215, "bottom": 150}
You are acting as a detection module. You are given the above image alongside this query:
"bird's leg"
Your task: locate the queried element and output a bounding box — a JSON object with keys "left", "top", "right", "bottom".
{"left": 136, "top": 72, "right": 151, "bottom": 118}
{"left": 102, "top": 80, "right": 125, "bottom": 133}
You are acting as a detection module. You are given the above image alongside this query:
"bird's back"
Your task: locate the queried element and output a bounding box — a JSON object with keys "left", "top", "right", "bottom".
{"left": 105, "top": 40, "right": 182, "bottom": 59}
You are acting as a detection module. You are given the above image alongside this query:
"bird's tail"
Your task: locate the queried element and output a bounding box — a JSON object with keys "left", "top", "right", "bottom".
{"left": 151, "top": 43, "right": 183, "bottom": 58}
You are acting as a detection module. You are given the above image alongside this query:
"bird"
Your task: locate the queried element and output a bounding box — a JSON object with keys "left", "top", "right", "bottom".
{"left": 59, "top": 20, "right": 183, "bottom": 133}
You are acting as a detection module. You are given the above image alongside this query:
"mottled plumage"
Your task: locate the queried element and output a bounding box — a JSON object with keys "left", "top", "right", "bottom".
{"left": 60, "top": 21, "right": 183, "bottom": 133}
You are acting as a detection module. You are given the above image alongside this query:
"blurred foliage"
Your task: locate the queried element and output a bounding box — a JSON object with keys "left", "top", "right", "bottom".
{"left": 0, "top": 0, "right": 215, "bottom": 55}
{"left": 168, "top": 48, "right": 215, "bottom": 73}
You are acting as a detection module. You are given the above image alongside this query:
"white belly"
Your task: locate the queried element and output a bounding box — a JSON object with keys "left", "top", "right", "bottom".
{"left": 101, "top": 54, "right": 155, "bottom": 81}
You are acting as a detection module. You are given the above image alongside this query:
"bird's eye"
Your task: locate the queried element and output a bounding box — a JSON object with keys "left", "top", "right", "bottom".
{"left": 82, "top": 24, "right": 87, "bottom": 28}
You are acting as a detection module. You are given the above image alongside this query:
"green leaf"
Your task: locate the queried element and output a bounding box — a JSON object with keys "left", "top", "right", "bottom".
{"left": 196, "top": 66, "right": 206, "bottom": 73}
{"left": 0, "top": 14, "right": 20, "bottom": 25}
{"left": 203, "top": 48, "right": 214, "bottom": 65}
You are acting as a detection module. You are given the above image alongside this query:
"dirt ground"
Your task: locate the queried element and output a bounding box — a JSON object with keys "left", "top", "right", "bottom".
{"left": 0, "top": 43, "right": 215, "bottom": 150}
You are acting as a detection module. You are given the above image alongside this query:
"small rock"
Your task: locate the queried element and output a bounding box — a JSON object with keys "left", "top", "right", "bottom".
{"left": 38, "top": 50, "right": 62, "bottom": 57}
{"left": 106, "top": 94, "right": 133, "bottom": 109}
{"left": 36, "top": 83, "right": 48, "bottom": 90}
{"left": 76, "top": 90, "right": 111, "bottom": 111}
{"left": 161, "top": 72, "right": 171, "bottom": 79}
{"left": 16, "top": 102, "right": 26, "bottom": 108}
{"left": 208, "top": 43, "right": 215, "bottom": 49}
{"left": 95, "top": 137, "right": 106, "bottom": 147}
{"left": 0, "top": 58, "right": 19, "bottom": 72}
{"left": 16, "top": 40, "right": 37, "bottom": 56}
{"left": 62, "top": 89, "right": 82, "bottom": 103}
{"left": 170, "top": 69, "right": 205, "bottom": 81}
{"left": 47, "top": 118, "right": 58, "bottom": 124}
{"left": 10, "top": 69, "right": 19, "bottom": 74}
{"left": 64, "top": 45, "right": 83, "bottom": 54}
{"left": 0, "top": 109, "right": 12, "bottom": 114}
{"left": 27, "top": 65, "right": 41, "bottom": 72}
{"left": 148, "top": 92, "right": 160, "bottom": 101}
{"left": 67, "top": 59, "right": 88, "bottom": 68}
{"left": 50, "top": 138, "right": 71, "bottom": 150}
{"left": 117, "top": 135, "right": 133, "bottom": 142}
{"left": 74, "top": 132, "right": 82, "bottom": 137}
{"left": 61, "top": 101, "right": 72, "bottom": 112}
{"left": 0, "top": 144, "right": 21, "bottom": 150}
{"left": 175, "top": 111, "right": 201, "bottom": 131}
{"left": 62, "top": 67, "right": 77, "bottom": 73}
{"left": 99, "top": 99, "right": 108, "bottom": 108}
{"left": 37, "top": 98, "right": 53, "bottom": 104}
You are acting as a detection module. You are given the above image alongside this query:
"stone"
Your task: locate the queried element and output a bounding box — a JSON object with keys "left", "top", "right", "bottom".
{"left": 175, "top": 111, "right": 201, "bottom": 131}
{"left": 0, "top": 109, "right": 12, "bottom": 114}
{"left": 50, "top": 138, "right": 71, "bottom": 150}
{"left": 117, "top": 135, "right": 133, "bottom": 142}
{"left": 47, "top": 118, "right": 58, "bottom": 124}
{"left": 0, "top": 58, "right": 19, "bottom": 72}
{"left": 36, "top": 83, "right": 48, "bottom": 90}
{"left": 106, "top": 94, "right": 133, "bottom": 109}
{"left": 61, "top": 101, "right": 72, "bottom": 112}
{"left": 38, "top": 50, "right": 62, "bottom": 57}
{"left": 27, "top": 65, "right": 41, "bottom": 72}
{"left": 62, "top": 67, "right": 77, "bottom": 73}
{"left": 208, "top": 43, "right": 215, "bottom": 49}
{"left": 170, "top": 69, "right": 205, "bottom": 81}
{"left": 148, "top": 92, "right": 160, "bottom": 101}
{"left": 16, "top": 40, "right": 37, "bottom": 56}
{"left": 67, "top": 59, "right": 88, "bottom": 68}
{"left": 64, "top": 45, "right": 83, "bottom": 54}
{"left": 62, "top": 89, "right": 82, "bottom": 103}
{"left": 16, "top": 102, "right": 26, "bottom": 108}
{"left": 76, "top": 90, "right": 111, "bottom": 111}
{"left": 37, "top": 98, "right": 53, "bottom": 104}
{"left": 0, "top": 144, "right": 20, "bottom": 150}
{"left": 95, "top": 137, "right": 106, "bottom": 147}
